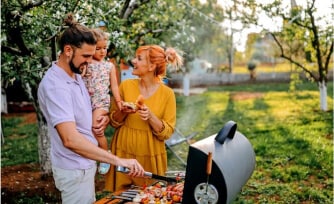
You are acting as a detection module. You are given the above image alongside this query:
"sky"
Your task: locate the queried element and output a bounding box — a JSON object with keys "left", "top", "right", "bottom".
{"left": 215, "top": 0, "right": 333, "bottom": 51}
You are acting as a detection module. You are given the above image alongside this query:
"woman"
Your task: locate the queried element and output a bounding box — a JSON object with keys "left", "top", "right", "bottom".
{"left": 105, "top": 45, "right": 183, "bottom": 191}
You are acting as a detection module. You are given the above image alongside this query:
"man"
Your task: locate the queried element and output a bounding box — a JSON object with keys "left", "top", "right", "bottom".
{"left": 37, "top": 14, "right": 144, "bottom": 204}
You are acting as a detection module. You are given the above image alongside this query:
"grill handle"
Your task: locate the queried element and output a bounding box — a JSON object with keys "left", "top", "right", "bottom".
{"left": 215, "top": 120, "right": 237, "bottom": 144}
{"left": 206, "top": 152, "right": 212, "bottom": 175}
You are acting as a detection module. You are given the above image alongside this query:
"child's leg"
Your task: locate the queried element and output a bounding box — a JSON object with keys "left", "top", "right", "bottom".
{"left": 92, "top": 108, "right": 109, "bottom": 151}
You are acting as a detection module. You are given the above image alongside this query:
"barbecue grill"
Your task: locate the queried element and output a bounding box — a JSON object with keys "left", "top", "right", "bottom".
{"left": 95, "top": 120, "right": 256, "bottom": 204}
{"left": 182, "top": 120, "right": 256, "bottom": 204}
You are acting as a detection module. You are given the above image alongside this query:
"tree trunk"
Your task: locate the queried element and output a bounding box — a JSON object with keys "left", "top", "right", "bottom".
{"left": 22, "top": 81, "right": 52, "bottom": 177}
{"left": 37, "top": 115, "right": 52, "bottom": 177}
{"left": 318, "top": 80, "right": 327, "bottom": 111}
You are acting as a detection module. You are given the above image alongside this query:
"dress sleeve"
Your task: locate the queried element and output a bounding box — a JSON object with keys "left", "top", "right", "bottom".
{"left": 109, "top": 110, "right": 125, "bottom": 128}
{"left": 152, "top": 89, "right": 176, "bottom": 140}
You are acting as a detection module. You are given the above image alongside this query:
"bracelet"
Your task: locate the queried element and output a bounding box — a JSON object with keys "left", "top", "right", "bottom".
{"left": 158, "top": 120, "right": 165, "bottom": 133}
{"left": 110, "top": 111, "right": 125, "bottom": 127}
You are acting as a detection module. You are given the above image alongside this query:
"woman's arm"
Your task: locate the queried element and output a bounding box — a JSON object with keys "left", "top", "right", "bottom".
{"left": 109, "top": 99, "right": 136, "bottom": 128}
{"left": 137, "top": 90, "right": 176, "bottom": 140}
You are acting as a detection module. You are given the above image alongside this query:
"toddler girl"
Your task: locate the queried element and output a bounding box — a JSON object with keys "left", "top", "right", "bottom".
{"left": 82, "top": 28, "right": 122, "bottom": 174}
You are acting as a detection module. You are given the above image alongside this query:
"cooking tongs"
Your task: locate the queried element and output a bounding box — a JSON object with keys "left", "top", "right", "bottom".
{"left": 116, "top": 166, "right": 179, "bottom": 183}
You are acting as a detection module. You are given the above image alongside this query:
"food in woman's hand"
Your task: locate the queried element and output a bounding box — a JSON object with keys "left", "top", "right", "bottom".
{"left": 123, "top": 95, "right": 145, "bottom": 110}
{"left": 135, "top": 95, "right": 145, "bottom": 109}
{"left": 123, "top": 102, "right": 137, "bottom": 110}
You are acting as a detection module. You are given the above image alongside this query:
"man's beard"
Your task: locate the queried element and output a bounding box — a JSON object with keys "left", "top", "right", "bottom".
{"left": 69, "top": 59, "right": 84, "bottom": 74}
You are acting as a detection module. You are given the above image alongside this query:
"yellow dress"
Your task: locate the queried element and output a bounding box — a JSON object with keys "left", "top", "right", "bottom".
{"left": 104, "top": 79, "right": 176, "bottom": 191}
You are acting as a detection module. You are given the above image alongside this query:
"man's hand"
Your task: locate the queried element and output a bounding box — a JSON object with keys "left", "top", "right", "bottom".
{"left": 118, "top": 158, "right": 145, "bottom": 177}
{"left": 92, "top": 114, "right": 109, "bottom": 136}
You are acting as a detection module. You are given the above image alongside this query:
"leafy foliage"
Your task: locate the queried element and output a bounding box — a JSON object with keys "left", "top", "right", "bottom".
{"left": 1, "top": 0, "right": 231, "bottom": 90}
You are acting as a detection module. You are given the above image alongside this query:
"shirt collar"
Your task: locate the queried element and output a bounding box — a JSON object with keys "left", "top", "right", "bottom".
{"left": 52, "top": 61, "right": 80, "bottom": 84}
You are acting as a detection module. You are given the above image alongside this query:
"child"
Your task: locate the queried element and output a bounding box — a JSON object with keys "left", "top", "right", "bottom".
{"left": 82, "top": 28, "right": 123, "bottom": 174}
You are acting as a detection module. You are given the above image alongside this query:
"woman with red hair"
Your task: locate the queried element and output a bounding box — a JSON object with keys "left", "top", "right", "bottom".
{"left": 105, "top": 45, "right": 183, "bottom": 191}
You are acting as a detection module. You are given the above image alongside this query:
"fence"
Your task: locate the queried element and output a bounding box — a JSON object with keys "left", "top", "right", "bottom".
{"left": 168, "top": 70, "right": 333, "bottom": 88}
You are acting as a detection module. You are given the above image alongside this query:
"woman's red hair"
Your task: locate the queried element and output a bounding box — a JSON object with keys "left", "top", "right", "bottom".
{"left": 136, "top": 45, "right": 183, "bottom": 79}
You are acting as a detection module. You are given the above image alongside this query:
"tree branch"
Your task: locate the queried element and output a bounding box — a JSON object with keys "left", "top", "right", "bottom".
{"left": 307, "top": 5, "right": 325, "bottom": 81}
{"left": 121, "top": 0, "right": 150, "bottom": 19}
{"left": 3, "top": 0, "right": 43, "bottom": 56}
{"left": 21, "top": 0, "right": 44, "bottom": 12}
{"left": 324, "top": 40, "right": 333, "bottom": 77}
{"left": 1, "top": 45, "right": 24, "bottom": 56}
{"left": 269, "top": 32, "right": 318, "bottom": 81}
{"left": 119, "top": 0, "right": 131, "bottom": 18}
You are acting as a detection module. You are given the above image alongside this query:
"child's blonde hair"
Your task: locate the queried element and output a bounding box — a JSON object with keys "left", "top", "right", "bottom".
{"left": 91, "top": 28, "right": 110, "bottom": 41}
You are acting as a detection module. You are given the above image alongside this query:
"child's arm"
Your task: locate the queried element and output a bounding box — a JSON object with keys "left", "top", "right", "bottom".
{"left": 109, "top": 64, "right": 123, "bottom": 110}
{"left": 80, "top": 65, "right": 87, "bottom": 77}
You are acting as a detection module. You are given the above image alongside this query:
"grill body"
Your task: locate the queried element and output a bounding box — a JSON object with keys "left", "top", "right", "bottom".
{"left": 182, "top": 123, "right": 255, "bottom": 204}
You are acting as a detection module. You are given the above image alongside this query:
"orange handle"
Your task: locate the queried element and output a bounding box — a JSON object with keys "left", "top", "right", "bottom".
{"left": 206, "top": 152, "right": 212, "bottom": 175}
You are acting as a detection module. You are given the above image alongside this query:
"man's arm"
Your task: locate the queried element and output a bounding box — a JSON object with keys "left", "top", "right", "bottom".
{"left": 56, "top": 122, "right": 144, "bottom": 176}
{"left": 57, "top": 122, "right": 115, "bottom": 163}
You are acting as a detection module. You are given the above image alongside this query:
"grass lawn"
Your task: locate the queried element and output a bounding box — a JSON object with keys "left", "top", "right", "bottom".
{"left": 1, "top": 81, "right": 333, "bottom": 203}
{"left": 171, "top": 81, "right": 333, "bottom": 203}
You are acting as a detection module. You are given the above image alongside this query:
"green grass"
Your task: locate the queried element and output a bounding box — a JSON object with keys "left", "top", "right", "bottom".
{"left": 1, "top": 117, "right": 39, "bottom": 166}
{"left": 2, "top": 81, "right": 333, "bottom": 203}
{"left": 233, "top": 62, "right": 334, "bottom": 74}
{"left": 171, "top": 81, "right": 333, "bottom": 203}
{"left": 233, "top": 63, "right": 293, "bottom": 73}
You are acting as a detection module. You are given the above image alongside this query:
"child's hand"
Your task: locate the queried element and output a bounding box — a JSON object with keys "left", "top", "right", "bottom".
{"left": 116, "top": 100, "right": 124, "bottom": 111}
{"left": 80, "top": 65, "right": 87, "bottom": 77}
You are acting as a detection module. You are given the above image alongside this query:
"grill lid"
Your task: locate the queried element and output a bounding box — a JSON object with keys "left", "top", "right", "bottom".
{"left": 182, "top": 121, "right": 256, "bottom": 204}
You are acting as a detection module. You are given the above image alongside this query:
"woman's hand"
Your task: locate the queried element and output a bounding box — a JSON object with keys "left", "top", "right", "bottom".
{"left": 137, "top": 105, "right": 165, "bottom": 134}
{"left": 137, "top": 105, "right": 152, "bottom": 121}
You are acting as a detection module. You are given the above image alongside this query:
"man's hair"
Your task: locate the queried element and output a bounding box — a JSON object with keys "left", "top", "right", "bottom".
{"left": 58, "top": 13, "right": 97, "bottom": 52}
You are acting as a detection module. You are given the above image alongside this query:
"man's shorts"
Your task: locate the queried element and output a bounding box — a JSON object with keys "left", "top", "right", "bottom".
{"left": 52, "top": 165, "right": 97, "bottom": 204}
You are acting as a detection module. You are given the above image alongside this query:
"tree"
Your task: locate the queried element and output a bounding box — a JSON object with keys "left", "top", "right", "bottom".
{"left": 2, "top": 0, "right": 57, "bottom": 176}
{"left": 217, "top": 0, "right": 258, "bottom": 73}
{"left": 2, "top": 0, "right": 226, "bottom": 175}
{"left": 1, "top": 0, "right": 193, "bottom": 176}
{"left": 172, "top": 0, "right": 226, "bottom": 71}
{"left": 258, "top": 0, "right": 333, "bottom": 111}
